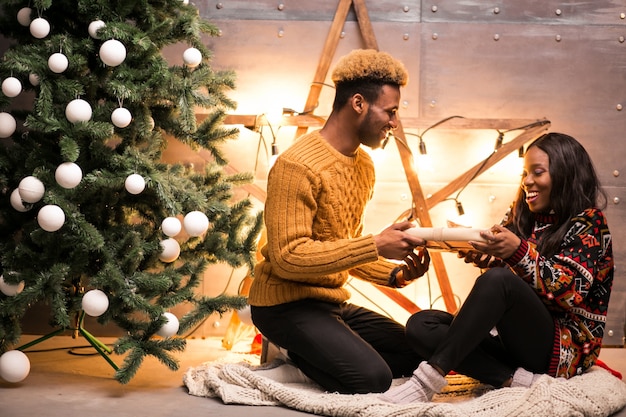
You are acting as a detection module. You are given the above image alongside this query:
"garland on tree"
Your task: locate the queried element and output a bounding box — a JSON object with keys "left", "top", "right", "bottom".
{"left": 0, "top": 0, "right": 262, "bottom": 384}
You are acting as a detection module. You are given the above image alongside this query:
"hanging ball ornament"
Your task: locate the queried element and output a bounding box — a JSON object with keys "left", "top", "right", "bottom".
{"left": 55, "top": 162, "right": 83, "bottom": 189}
{"left": 0, "top": 275, "right": 25, "bottom": 296}
{"left": 65, "top": 99, "right": 92, "bottom": 123}
{"left": 0, "top": 350, "right": 30, "bottom": 383}
{"left": 28, "top": 73, "right": 40, "bottom": 86}
{"left": 159, "top": 238, "right": 181, "bottom": 263}
{"left": 88, "top": 20, "right": 106, "bottom": 39}
{"left": 30, "top": 17, "right": 50, "bottom": 39}
{"left": 18, "top": 176, "right": 45, "bottom": 203}
{"left": 183, "top": 47, "right": 202, "bottom": 67}
{"left": 37, "top": 204, "right": 65, "bottom": 232}
{"left": 125, "top": 173, "right": 145, "bottom": 194}
{"left": 17, "top": 7, "right": 32, "bottom": 27}
{"left": 2, "top": 77, "right": 22, "bottom": 97}
{"left": 0, "top": 112, "right": 17, "bottom": 138}
{"left": 10, "top": 189, "right": 30, "bottom": 212}
{"left": 183, "top": 211, "right": 209, "bottom": 237}
{"left": 161, "top": 217, "right": 182, "bottom": 237}
{"left": 48, "top": 52, "right": 69, "bottom": 73}
{"left": 82, "top": 289, "right": 109, "bottom": 317}
{"left": 99, "top": 39, "right": 126, "bottom": 67}
{"left": 156, "top": 312, "right": 180, "bottom": 338}
{"left": 111, "top": 107, "right": 132, "bottom": 128}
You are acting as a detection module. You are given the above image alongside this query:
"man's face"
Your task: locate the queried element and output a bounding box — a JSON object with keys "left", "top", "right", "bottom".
{"left": 357, "top": 85, "right": 400, "bottom": 149}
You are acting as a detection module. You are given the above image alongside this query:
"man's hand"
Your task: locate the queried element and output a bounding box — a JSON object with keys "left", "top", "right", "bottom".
{"left": 374, "top": 221, "right": 426, "bottom": 260}
{"left": 393, "top": 249, "right": 431, "bottom": 287}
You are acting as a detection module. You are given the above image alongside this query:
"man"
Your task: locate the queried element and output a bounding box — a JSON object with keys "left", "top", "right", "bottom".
{"left": 248, "top": 49, "right": 429, "bottom": 394}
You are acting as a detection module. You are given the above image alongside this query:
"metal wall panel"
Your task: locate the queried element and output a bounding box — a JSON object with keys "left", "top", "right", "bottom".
{"left": 422, "top": 0, "right": 626, "bottom": 25}
{"left": 198, "top": 0, "right": 421, "bottom": 22}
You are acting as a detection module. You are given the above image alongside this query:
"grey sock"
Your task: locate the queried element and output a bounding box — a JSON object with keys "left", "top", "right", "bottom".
{"left": 380, "top": 361, "right": 448, "bottom": 404}
{"left": 511, "top": 367, "right": 542, "bottom": 388}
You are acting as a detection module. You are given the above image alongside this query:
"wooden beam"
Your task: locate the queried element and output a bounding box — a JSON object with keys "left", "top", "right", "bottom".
{"left": 375, "top": 286, "right": 420, "bottom": 314}
{"left": 353, "top": 0, "right": 378, "bottom": 50}
{"left": 221, "top": 113, "right": 546, "bottom": 131}
{"left": 426, "top": 122, "right": 550, "bottom": 209}
{"left": 295, "top": 0, "right": 353, "bottom": 138}
{"left": 393, "top": 119, "right": 458, "bottom": 313}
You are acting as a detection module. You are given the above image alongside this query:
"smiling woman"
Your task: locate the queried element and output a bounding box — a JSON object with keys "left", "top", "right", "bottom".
{"left": 382, "top": 132, "right": 615, "bottom": 404}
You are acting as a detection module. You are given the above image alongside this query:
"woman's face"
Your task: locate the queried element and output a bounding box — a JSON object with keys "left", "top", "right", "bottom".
{"left": 522, "top": 146, "right": 552, "bottom": 213}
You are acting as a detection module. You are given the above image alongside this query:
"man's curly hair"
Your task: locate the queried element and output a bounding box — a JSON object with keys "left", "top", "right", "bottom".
{"left": 331, "top": 49, "right": 408, "bottom": 87}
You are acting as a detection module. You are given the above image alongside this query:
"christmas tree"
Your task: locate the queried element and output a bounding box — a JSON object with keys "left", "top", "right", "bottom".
{"left": 0, "top": 0, "right": 262, "bottom": 384}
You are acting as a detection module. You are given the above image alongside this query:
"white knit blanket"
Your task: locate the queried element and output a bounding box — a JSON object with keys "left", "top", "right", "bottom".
{"left": 183, "top": 361, "right": 626, "bottom": 417}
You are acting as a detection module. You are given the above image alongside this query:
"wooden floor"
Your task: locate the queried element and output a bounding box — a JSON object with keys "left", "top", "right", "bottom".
{"left": 1, "top": 335, "right": 625, "bottom": 417}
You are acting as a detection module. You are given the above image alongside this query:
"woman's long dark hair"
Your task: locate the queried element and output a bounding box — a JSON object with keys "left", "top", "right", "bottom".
{"left": 505, "top": 132, "right": 607, "bottom": 257}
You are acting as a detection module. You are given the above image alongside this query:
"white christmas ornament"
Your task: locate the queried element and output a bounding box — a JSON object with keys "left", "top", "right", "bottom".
{"left": 0, "top": 350, "right": 30, "bottom": 383}
{"left": 161, "top": 217, "right": 182, "bottom": 237}
{"left": 159, "top": 238, "right": 180, "bottom": 263}
{"left": 2, "top": 77, "right": 22, "bottom": 97}
{"left": 28, "top": 73, "right": 40, "bottom": 86}
{"left": 111, "top": 107, "right": 132, "bottom": 128}
{"left": 30, "top": 17, "right": 50, "bottom": 39}
{"left": 17, "top": 7, "right": 32, "bottom": 27}
{"left": 180, "top": 0, "right": 190, "bottom": 5}
{"left": 37, "top": 204, "right": 65, "bottom": 232}
{"left": 18, "top": 176, "right": 45, "bottom": 203}
{"left": 148, "top": 116, "right": 155, "bottom": 130}
{"left": 237, "top": 306, "right": 254, "bottom": 326}
{"left": 0, "top": 275, "right": 25, "bottom": 296}
{"left": 156, "top": 312, "right": 179, "bottom": 338}
{"left": 88, "top": 20, "right": 106, "bottom": 39}
{"left": 82, "top": 289, "right": 109, "bottom": 317}
{"left": 65, "top": 99, "right": 92, "bottom": 123}
{"left": 0, "top": 112, "right": 17, "bottom": 138}
{"left": 55, "top": 162, "right": 83, "bottom": 189}
{"left": 10, "top": 189, "right": 30, "bottom": 212}
{"left": 183, "top": 211, "right": 209, "bottom": 237}
{"left": 99, "top": 39, "right": 126, "bottom": 67}
{"left": 183, "top": 47, "right": 202, "bottom": 67}
{"left": 125, "top": 173, "right": 145, "bottom": 194}
{"left": 48, "top": 52, "right": 69, "bottom": 73}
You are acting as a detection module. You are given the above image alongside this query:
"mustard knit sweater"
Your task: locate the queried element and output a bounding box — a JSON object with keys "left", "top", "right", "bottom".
{"left": 248, "top": 130, "right": 397, "bottom": 307}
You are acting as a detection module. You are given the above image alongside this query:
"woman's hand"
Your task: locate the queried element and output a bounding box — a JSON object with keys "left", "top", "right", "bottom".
{"left": 469, "top": 225, "right": 521, "bottom": 260}
{"left": 457, "top": 250, "right": 505, "bottom": 269}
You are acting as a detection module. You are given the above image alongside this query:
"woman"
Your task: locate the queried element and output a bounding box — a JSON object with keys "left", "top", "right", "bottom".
{"left": 382, "top": 132, "right": 614, "bottom": 403}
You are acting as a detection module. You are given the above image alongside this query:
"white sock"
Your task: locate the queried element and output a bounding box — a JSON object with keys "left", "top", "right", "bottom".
{"left": 510, "top": 367, "right": 542, "bottom": 388}
{"left": 253, "top": 361, "right": 312, "bottom": 384}
{"left": 380, "top": 361, "right": 448, "bottom": 404}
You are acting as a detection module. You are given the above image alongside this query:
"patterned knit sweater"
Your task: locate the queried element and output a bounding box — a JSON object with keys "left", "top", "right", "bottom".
{"left": 248, "top": 130, "right": 398, "bottom": 307}
{"left": 505, "top": 208, "right": 614, "bottom": 378}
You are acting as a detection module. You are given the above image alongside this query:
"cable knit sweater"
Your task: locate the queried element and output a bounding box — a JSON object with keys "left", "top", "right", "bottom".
{"left": 248, "top": 130, "right": 397, "bottom": 307}
{"left": 504, "top": 208, "right": 614, "bottom": 378}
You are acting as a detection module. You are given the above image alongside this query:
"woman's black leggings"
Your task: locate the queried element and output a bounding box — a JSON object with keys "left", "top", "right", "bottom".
{"left": 406, "top": 267, "right": 555, "bottom": 386}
